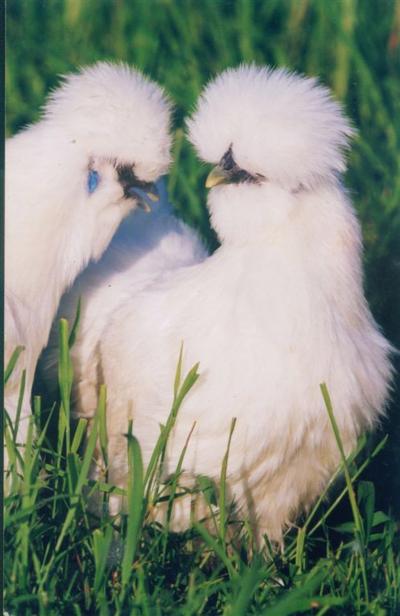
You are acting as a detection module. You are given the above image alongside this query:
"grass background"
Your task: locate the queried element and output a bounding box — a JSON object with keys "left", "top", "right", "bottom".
{"left": 5, "top": 0, "right": 400, "bottom": 614}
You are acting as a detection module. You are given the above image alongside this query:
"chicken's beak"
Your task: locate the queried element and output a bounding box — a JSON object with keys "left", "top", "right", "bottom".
{"left": 205, "top": 165, "right": 231, "bottom": 189}
{"left": 146, "top": 186, "right": 160, "bottom": 202}
{"left": 128, "top": 183, "right": 159, "bottom": 212}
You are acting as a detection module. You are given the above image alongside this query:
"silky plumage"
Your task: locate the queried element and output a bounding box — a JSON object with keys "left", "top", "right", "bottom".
{"left": 5, "top": 62, "right": 172, "bottom": 459}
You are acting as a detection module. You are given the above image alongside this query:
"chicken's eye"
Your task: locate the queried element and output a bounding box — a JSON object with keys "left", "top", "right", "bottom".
{"left": 87, "top": 169, "right": 100, "bottom": 194}
{"left": 220, "top": 146, "right": 235, "bottom": 171}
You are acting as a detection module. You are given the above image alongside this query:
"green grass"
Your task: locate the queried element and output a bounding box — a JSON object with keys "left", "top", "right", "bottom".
{"left": 5, "top": 1, "right": 400, "bottom": 614}
{"left": 4, "top": 321, "right": 400, "bottom": 615}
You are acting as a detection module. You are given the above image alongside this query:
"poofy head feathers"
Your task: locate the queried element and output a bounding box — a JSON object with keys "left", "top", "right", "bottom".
{"left": 187, "top": 64, "right": 355, "bottom": 190}
{"left": 35, "top": 62, "right": 175, "bottom": 262}
{"left": 43, "top": 62, "right": 172, "bottom": 180}
{"left": 6, "top": 62, "right": 175, "bottom": 268}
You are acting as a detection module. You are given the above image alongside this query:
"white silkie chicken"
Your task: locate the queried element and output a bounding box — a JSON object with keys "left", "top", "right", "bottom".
{"left": 5, "top": 62, "right": 172, "bottom": 457}
{"left": 81, "top": 65, "right": 392, "bottom": 543}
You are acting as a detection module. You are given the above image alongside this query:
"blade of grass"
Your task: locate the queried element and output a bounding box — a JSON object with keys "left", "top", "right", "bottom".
{"left": 93, "top": 526, "right": 113, "bottom": 594}
{"left": 144, "top": 352, "right": 200, "bottom": 498}
{"left": 4, "top": 345, "right": 25, "bottom": 384}
{"left": 120, "top": 421, "right": 145, "bottom": 600}
{"left": 58, "top": 319, "right": 73, "bottom": 454}
{"left": 98, "top": 385, "right": 108, "bottom": 471}
{"left": 54, "top": 407, "right": 99, "bottom": 553}
{"left": 219, "top": 417, "right": 236, "bottom": 542}
{"left": 166, "top": 421, "right": 196, "bottom": 527}
{"left": 307, "top": 434, "right": 388, "bottom": 537}
{"left": 14, "top": 368, "right": 27, "bottom": 443}
{"left": 68, "top": 297, "right": 82, "bottom": 348}
{"left": 71, "top": 418, "right": 88, "bottom": 454}
{"left": 320, "top": 383, "right": 369, "bottom": 605}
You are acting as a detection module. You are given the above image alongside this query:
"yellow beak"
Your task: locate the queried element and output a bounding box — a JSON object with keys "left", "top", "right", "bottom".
{"left": 205, "top": 165, "right": 230, "bottom": 189}
{"left": 146, "top": 188, "right": 160, "bottom": 202}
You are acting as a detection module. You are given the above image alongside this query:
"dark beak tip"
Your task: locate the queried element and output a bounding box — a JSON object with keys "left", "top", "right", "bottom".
{"left": 128, "top": 185, "right": 158, "bottom": 212}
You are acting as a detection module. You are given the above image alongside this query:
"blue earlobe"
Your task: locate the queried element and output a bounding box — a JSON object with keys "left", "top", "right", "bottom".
{"left": 87, "top": 169, "right": 100, "bottom": 194}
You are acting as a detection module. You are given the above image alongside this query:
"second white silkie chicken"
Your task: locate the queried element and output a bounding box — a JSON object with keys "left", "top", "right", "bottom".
{"left": 5, "top": 62, "right": 172, "bottom": 457}
{"left": 79, "top": 66, "right": 392, "bottom": 544}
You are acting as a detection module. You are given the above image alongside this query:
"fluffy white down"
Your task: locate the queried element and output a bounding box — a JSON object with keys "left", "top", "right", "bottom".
{"left": 72, "top": 65, "right": 392, "bottom": 544}
{"left": 40, "top": 179, "right": 207, "bottom": 416}
{"left": 5, "top": 62, "right": 172, "bottom": 455}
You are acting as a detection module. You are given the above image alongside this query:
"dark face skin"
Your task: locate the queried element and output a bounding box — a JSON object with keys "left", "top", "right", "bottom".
{"left": 219, "top": 145, "right": 264, "bottom": 184}
{"left": 207, "top": 149, "right": 306, "bottom": 194}
{"left": 115, "top": 163, "right": 156, "bottom": 199}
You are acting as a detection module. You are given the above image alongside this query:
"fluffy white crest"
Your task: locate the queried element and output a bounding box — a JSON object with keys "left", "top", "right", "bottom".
{"left": 43, "top": 62, "right": 172, "bottom": 179}
{"left": 187, "top": 64, "right": 355, "bottom": 189}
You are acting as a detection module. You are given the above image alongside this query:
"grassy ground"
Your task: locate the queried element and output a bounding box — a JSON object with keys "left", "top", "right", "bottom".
{"left": 4, "top": 330, "right": 400, "bottom": 615}
{"left": 5, "top": 1, "right": 400, "bottom": 614}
